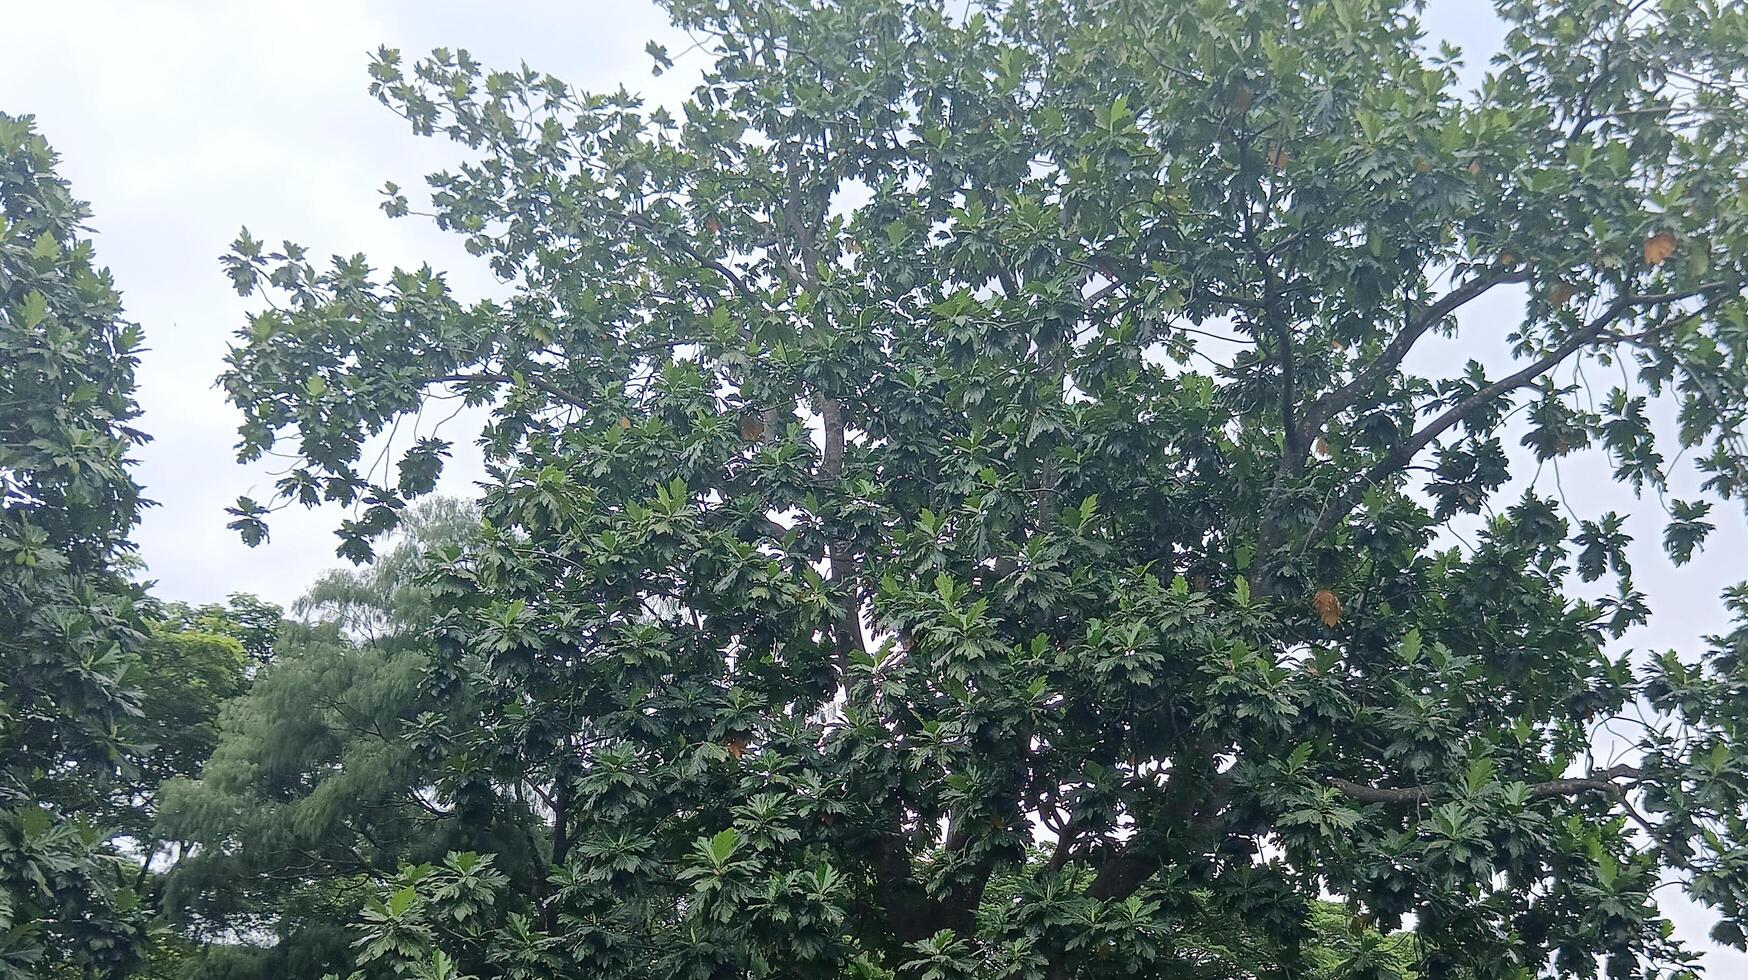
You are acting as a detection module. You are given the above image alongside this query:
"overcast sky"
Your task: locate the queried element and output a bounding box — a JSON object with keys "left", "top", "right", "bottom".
{"left": 4, "top": 0, "right": 1745, "bottom": 969}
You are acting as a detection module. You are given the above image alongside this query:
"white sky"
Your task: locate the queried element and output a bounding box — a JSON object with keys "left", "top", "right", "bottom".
{"left": 4, "top": 0, "right": 1745, "bottom": 970}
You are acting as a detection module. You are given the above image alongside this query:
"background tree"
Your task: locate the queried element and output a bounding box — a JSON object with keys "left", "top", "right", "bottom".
{"left": 155, "top": 500, "right": 539, "bottom": 980}
{"left": 0, "top": 111, "right": 155, "bottom": 978}
{"left": 118, "top": 617, "right": 250, "bottom": 880}
{"left": 151, "top": 594, "right": 288, "bottom": 669}
{"left": 115, "top": 602, "right": 271, "bottom": 980}
{"left": 219, "top": 0, "right": 1748, "bottom": 977}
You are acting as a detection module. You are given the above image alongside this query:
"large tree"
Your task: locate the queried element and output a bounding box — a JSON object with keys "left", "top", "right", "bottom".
{"left": 221, "top": 0, "right": 1748, "bottom": 977}
{"left": 0, "top": 112, "right": 157, "bottom": 978}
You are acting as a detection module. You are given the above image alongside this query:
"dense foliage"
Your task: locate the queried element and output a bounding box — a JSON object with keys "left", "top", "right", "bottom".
{"left": 0, "top": 112, "right": 276, "bottom": 980}
{"left": 209, "top": 0, "right": 1748, "bottom": 976}
{"left": 0, "top": 111, "right": 156, "bottom": 978}
{"left": 208, "top": 0, "right": 1748, "bottom": 971}
{"left": 154, "top": 501, "right": 540, "bottom": 980}
{"left": 12, "top": 0, "right": 1748, "bottom": 977}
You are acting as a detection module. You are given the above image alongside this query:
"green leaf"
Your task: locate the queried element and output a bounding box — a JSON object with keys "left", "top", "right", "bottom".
{"left": 1464, "top": 757, "right": 1496, "bottom": 794}
{"left": 1398, "top": 628, "right": 1422, "bottom": 662}
{"left": 387, "top": 884, "right": 418, "bottom": 917}
{"left": 1286, "top": 743, "right": 1314, "bottom": 771}
{"left": 706, "top": 828, "right": 740, "bottom": 864}
{"left": 18, "top": 804, "right": 52, "bottom": 841}
{"left": 18, "top": 290, "right": 48, "bottom": 328}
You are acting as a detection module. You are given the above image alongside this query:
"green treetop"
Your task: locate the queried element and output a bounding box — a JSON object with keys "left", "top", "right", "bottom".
{"left": 220, "top": 1, "right": 1748, "bottom": 977}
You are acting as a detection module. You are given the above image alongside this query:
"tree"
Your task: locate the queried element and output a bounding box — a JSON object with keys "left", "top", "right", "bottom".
{"left": 0, "top": 112, "right": 155, "bottom": 978}
{"left": 219, "top": 0, "right": 1748, "bottom": 977}
{"left": 116, "top": 619, "right": 249, "bottom": 869}
{"left": 156, "top": 500, "right": 538, "bottom": 980}
{"left": 112, "top": 606, "right": 265, "bottom": 980}
{"left": 152, "top": 594, "right": 287, "bottom": 669}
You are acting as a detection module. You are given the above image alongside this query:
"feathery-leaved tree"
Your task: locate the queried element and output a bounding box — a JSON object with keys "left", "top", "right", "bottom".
{"left": 156, "top": 500, "right": 539, "bottom": 980}
{"left": 220, "top": 1, "right": 1748, "bottom": 977}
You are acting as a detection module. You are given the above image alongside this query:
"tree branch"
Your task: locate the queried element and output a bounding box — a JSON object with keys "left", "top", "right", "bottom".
{"left": 1083, "top": 753, "right": 1231, "bottom": 903}
{"left": 1298, "top": 267, "right": 1530, "bottom": 450}
{"left": 1235, "top": 158, "right": 1301, "bottom": 465}
{"left": 617, "top": 209, "right": 763, "bottom": 314}
{"left": 818, "top": 397, "right": 866, "bottom": 670}
{"left": 1296, "top": 285, "right": 1733, "bottom": 549}
{"left": 427, "top": 370, "right": 589, "bottom": 411}
{"left": 1046, "top": 820, "right": 1081, "bottom": 873}
{"left": 1327, "top": 764, "right": 1643, "bottom": 804}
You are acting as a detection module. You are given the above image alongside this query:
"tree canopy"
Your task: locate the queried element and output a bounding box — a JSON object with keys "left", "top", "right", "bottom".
{"left": 9, "top": 0, "right": 1748, "bottom": 977}
{"left": 211, "top": 0, "right": 1748, "bottom": 977}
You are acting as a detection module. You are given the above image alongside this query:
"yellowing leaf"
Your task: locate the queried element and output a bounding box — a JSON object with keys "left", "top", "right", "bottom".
{"left": 1644, "top": 230, "right": 1677, "bottom": 267}
{"left": 30, "top": 230, "right": 59, "bottom": 260}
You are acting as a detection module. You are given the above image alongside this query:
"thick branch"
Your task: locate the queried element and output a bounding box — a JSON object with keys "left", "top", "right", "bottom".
{"left": 1083, "top": 755, "right": 1231, "bottom": 903}
{"left": 867, "top": 830, "right": 950, "bottom": 946}
{"left": 1046, "top": 821, "right": 1081, "bottom": 873}
{"left": 1297, "top": 285, "right": 1732, "bottom": 548}
{"left": 820, "top": 393, "right": 866, "bottom": 667}
{"left": 543, "top": 773, "right": 572, "bottom": 931}
{"left": 1269, "top": 307, "right": 1302, "bottom": 463}
{"left": 1299, "top": 268, "right": 1530, "bottom": 449}
{"left": 1236, "top": 165, "right": 1301, "bottom": 464}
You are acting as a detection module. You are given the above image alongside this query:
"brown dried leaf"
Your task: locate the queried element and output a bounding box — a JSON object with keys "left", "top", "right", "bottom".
{"left": 1313, "top": 588, "right": 1343, "bottom": 628}
{"left": 1644, "top": 230, "right": 1677, "bottom": 267}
